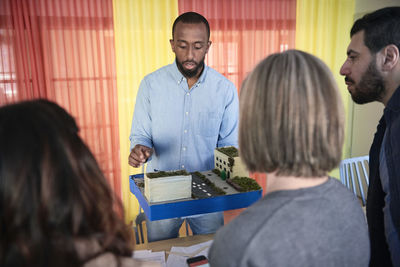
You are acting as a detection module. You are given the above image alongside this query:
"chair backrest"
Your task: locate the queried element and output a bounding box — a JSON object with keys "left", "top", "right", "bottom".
{"left": 134, "top": 211, "right": 147, "bottom": 244}
{"left": 133, "top": 209, "right": 192, "bottom": 244}
{"left": 339, "top": 155, "right": 369, "bottom": 206}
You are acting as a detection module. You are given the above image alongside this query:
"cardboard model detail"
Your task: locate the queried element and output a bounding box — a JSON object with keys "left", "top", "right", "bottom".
{"left": 214, "top": 146, "right": 249, "bottom": 179}
{"left": 144, "top": 170, "right": 192, "bottom": 203}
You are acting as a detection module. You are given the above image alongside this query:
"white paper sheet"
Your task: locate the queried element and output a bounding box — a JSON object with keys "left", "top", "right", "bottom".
{"left": 133, "top": 250, "right": 166, "bottom": 267}
{"left": 166, "top": 240, "right": 213, "bottom": 267}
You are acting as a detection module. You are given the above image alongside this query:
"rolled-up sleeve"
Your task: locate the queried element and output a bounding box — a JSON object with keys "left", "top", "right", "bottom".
{"left": 217, "top": 82, "right": 239, "bottom": 148}
{"left": 129, "top": 78, "right": 153, "bottom": 150}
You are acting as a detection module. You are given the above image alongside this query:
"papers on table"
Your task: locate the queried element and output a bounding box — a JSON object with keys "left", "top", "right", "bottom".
{"left": 166, "top": 240, "right": 213, "bottom": 267}
{"left": 133, "top": 250, "right": 166, "bottom": 267}
{"left": 132, "top": 240, "right": 213, "bottom": 267}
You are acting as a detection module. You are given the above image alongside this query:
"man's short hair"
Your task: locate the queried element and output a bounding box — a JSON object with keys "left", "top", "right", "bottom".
{"left": 172, "top": 12, "right": 210, "bottom": 40}
{"left": 239, "top": 50, "right": 344, "bottom": 177}
{"left": 351, "top": 6, "right": 400, "bottom": 53}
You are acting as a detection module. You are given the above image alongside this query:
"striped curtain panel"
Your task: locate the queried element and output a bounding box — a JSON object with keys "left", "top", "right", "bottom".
{"left": 0, "top": 0, "right": 122, "bottom": 198}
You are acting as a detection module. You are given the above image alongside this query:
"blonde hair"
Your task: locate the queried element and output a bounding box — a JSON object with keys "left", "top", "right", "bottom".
{"left": 239, "top": 50, "right": 344, "bottom": 177}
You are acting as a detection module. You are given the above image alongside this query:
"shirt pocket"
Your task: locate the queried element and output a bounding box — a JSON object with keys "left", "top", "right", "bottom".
{"left": 196, "top": 111, "right": 220, "bottom": 137}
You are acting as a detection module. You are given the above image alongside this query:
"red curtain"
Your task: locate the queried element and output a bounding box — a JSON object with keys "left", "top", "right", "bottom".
{"left": 179, "top": 0, "right": 296, "bottom": 91}
{"left": 179, "top": 0, "right": 297, "bottom": 194}
{"left": 0, "top": 0, "right": 121, "bottom": 198}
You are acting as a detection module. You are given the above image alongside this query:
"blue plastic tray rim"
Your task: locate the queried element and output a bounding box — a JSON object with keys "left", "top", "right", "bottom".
{"left": 129, "top": 174, "right": 262, "bottom": 221}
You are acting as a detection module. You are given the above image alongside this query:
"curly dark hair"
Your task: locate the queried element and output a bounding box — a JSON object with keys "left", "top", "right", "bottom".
{"left": 0, "top": 100, "right": 133, "bottom": 267}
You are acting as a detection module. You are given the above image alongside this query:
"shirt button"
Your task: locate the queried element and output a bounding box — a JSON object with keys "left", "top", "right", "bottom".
{"left": 182, "top": 147, "right": 186, "bottom": 151}
{"left": 186, "top": 93, "right": 190, "bottom": 96}
{"left": 185, "top": 111, "right": 189, "bottom": 115}
{"left": 184, "top": 129, "right": 187, "bottom": 133}
{"left": 182, "top": 165, "right": 185, "bottom": 168}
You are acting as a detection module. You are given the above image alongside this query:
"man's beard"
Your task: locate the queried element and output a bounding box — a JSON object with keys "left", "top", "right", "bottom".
{"left": 176, "top": 58, "right": 205, "bottom": 78}
{"left": 347, "top": 59, "right": 386, "bottom": 104}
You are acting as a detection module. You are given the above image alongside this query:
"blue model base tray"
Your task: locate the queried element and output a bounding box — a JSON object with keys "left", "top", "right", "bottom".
{"left": 129, "top": 171, "right": 262, "bottom": 221}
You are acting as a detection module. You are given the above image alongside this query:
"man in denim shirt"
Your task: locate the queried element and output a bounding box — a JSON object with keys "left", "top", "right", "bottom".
{"left": 340, "top": 7, "right": 400, "bottom": 266}
{"left": 129, "top": 12, "right": 238, "bottom": 242}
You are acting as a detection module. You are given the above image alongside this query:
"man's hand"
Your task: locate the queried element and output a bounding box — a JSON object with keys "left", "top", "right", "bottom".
{"left": 128, "top": 144, "right": 153, "bottom": 168}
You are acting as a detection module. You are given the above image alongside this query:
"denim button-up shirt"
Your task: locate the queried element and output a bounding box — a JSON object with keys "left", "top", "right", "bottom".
{"left": 130, "top": 61, "right": 239, "bottom": 173}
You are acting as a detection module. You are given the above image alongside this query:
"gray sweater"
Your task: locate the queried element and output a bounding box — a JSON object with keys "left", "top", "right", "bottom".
{"left": 208, "top": 178, "right": 370, "bottom": 267}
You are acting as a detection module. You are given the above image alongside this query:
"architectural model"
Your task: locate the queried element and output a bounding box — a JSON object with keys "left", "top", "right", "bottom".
{"left": 143, "top": 146, "right": 259, "bottom": 203}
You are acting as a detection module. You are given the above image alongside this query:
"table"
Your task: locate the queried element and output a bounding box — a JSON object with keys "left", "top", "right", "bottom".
{"left": 134, "top": 233, "right": 214, "bottom": 258}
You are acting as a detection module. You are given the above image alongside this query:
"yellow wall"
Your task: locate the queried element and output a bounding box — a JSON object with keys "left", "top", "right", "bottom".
{"left": 113, "top": 0, "right": 178, "bottom": 223}
{"left": 295, "top": 0, "right": 356, "bottom": 177}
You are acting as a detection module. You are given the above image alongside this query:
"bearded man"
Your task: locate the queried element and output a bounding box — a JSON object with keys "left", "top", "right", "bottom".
{"left": 129, "top": 12, "right": 238, "bottom": 242}
{"left": 340, "top": 7, "right": 400, "bottom": 267}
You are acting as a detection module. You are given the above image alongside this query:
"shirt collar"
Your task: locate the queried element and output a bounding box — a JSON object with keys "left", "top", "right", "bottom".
{"left": 171, "top": 60, "right": 208, "bottom": 85}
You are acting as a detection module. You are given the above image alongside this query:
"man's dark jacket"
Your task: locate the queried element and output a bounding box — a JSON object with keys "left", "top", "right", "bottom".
{"left": 368, "top": 86, "right": 400, "bottom": 267}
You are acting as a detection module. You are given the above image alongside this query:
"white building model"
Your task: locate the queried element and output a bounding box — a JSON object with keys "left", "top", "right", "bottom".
{"left": 214, "top": 146, "right": 249, "bottom": 179}
{"left": 144, "top": 171, "right": 192, "bottom": 203}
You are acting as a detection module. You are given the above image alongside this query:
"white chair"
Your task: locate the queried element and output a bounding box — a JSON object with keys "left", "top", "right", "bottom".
{"left": 339, "top": 156, "right": 369, "bottom": 206}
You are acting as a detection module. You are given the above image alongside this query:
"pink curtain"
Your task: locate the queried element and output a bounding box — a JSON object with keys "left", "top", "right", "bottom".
{"left": 179, "top": 0, "right": 296, "bottom": 91}
{"left": 0, "top": 0, "right": 121, "bottom": 198}
{"left": 179, "top": 0, "right": 297, "bottom": 195}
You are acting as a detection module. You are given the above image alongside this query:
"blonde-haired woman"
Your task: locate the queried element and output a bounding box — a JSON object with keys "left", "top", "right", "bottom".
{"left": 208, "top": 50, "right": 369, "bottom": 267}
